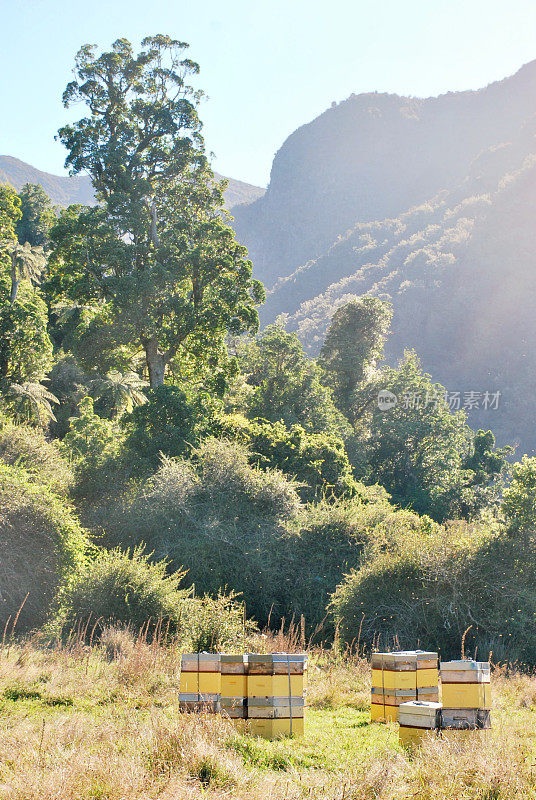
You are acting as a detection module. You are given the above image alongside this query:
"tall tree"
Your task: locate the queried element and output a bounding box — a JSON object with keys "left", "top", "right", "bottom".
{"left": 16, "top": 184, "right": 56, "bottom": 248}
{"left": 49, "top": 36, "right": 264, "bottom": 388}
{"left": 319, "top": 297, "right": 392, "bottom": 422}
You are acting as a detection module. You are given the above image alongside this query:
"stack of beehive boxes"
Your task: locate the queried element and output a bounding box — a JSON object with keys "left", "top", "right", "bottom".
{"left": 398, "top": 700, "right": 442, "bottom": 746}
{"left": 179, "top": 652, "right": 307, "bottom": 739}
{"left": 179, "top": 653, "right": 221, "bottom": 712}
{"left": 440, "top": 659, "right": 491, "bottom": 736}
{"left": 247, "top": 653, "right": 307, "bottom": 738}
{"left": 371, "top": 650, "right": 439, "bottom": 722}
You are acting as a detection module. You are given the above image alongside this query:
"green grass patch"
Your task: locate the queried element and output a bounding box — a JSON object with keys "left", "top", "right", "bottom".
{"left": 229, "top": 708, "right": 399, "bottom": 773}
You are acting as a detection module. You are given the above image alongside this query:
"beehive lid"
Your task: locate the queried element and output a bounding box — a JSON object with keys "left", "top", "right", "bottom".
{"left": 399, "top": 701, "right": 442, "bottom": 716}
{"left": 372, "top": 650, "right": 437, "bottom": 668}
{"left": 272, "top": 653, "right": 307, "bottom": 663}
{"left": 221, "top": 654, "right": 246, "bottom": 663}
{"left": 182, "top": 653, "right": 221, "bottom": 663}
{"left": 178, "top": 692, "right": 220, "bottom": 701}
{"left": 440, "top": 660, "right": 489, "bottom": 671}
{"left": 247, "top": 654, "right": 273, "bottom": 664}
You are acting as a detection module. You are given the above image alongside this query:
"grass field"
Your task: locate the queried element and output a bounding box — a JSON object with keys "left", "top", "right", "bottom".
{"left": 0, "top": 635, "right": 535, "bottom": 799}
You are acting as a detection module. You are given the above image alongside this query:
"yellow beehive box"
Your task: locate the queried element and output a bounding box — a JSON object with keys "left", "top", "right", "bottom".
{"left": 248, "top": 717, "right": 305, "bottom": 739}
{"left": 180, "top": 670, "right": 221, "bottom": 694}
{"left": 222, "top": 674, "right": 247, "bottom": 696}
{"left": 371, "top": 701, "right": 398, "bottom": 722}
{"left": 372, "top": 668, "right": 438, "bottom": 690}
{"left": 441, "top": 682, "right": 491, "bottom": 710}
{"left": 398, "top": 701, "right": 441, "bottom": 747}
{"left": 247, "top": 674, "right": 304, "bottom": 697}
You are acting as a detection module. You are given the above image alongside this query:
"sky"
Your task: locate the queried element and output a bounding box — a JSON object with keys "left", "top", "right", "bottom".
{"left": 2, "top": 0, "right": 536, "bottom": 187}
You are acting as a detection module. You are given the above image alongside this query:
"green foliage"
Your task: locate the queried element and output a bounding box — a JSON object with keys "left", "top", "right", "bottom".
{"left": 216, "top": 414, "right": 358, "bottom": 501}
{"left": 502, "top": 455, "right": 536, "bottom": 531}
{"left": 89, "top": 370, "right": 147, "bottom": 418}
{"left": 0, "top": 462, "right": 90, "bottom": 632}
{"left": 15, "top": 184, "right": 56, "bottom": 248}
{"left": 319, "top": 297, "right": 392, "bottom": 421}
{"left": 184, "top": 591, "right": 250, "bottom": 652}
{"left": 358, "top": 351, "right": 472, "bottom": 520}
{"left": 0, "top": 420, "right": 74, "bottom": 495}
{"left": 240, "top": 324, "right": 350, "bottom": 438}
{"left": 61, "top": 397, "right": 122, "bottom": 498}
{"left": 122, "top": 385, "right": 216, "bottom": 467}
{"left": 55, "top": 547, "right": 190, "bottom": 641}
{"left": 50, "top": 36, "right": 264, "bottom": 389}
{"left": 330, "top": 518, "right": 536, "bottom": 664}
{"left": 95, "top": 439, "right": 302, "bottom": 625}
{"left": 0, "top": 282, "right": 53, "bottom": 385}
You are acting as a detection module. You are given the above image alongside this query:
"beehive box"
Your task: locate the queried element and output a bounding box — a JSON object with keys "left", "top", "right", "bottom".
{"left": 179, "top": 692, "right": 220, "bottom": 713}
{"left": 399, "top": 701, "right": 442, "bottom": 747}
{"left": 221, "top": 654, "right": 247, "bottom": 698}
{"left": 247, "top": 654, "right": 307, "bottom": 699}
{"left": 179, "top": 653, "right": 221, "bottom": 709}
{"left": 248, "top": 717, "right": 305, "bottom": 739}
{"left": 440, "top": 660, "right": 491, "bottom": 711}
{"left": 248, "top": 696, "right": 305, "bottom": 719}
{"left": 441, "top": 707, "right": 491, "bottom": 730}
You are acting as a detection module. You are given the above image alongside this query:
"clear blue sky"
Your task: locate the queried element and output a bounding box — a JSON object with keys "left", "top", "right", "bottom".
{"left": 2, "top": 0, "right": 536, "bottom": 187}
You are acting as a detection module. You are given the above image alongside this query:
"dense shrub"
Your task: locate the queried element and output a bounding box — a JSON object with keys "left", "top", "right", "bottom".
{"left": 0, "top": 462, "right": 90, "bottom": 632}
{"left": 55, "top": 547, "right": 190, "bottom": 641}
{"left": 93, "top": 439, "right": 302, "bottom": 625}
{"left": 0, "top": 420, "right": 74, "bottom": 495}
{"left": 330, "top": 519, "right": 536, "bottom": 664}
{"left": 277, "top": 495, "right": 437, "bottom": 635}
{"left": 93, "top": 438, "right": 437, "bottom": 632}
{"left": 215, "top": 414, "right": 358, "bottom": 500}
{"left": 55, "top": 546, "right": 249, "bottom": 649}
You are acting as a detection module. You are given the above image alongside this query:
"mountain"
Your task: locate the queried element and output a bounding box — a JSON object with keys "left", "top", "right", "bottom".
{"left": 233, "top": 60, "right": 536, "bottom": 290}
{"left": 0, "top": 155, "right": 265, "bottom": 210}
{"left": 232, "top": 60, "right": 536, "bottom": 454}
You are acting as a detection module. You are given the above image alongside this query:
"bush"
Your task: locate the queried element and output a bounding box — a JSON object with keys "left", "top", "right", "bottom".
{"left": 215, "top": 414, "right": 358, "bottom": 500}
{"left": 184, "top": 591, "right": 252, "bottom": 652}
{"left": 0, "top": 462, "right": 90, "bottom": 632}
{"left": 122, "top": 386, "right": 217, "bottom": 468}
{"left": 54, "top": 547, "right": 190, "bottom": 641}
{"left": 0, "top": 420, "right": 74, "bottom": 495}
{"left": 330, "top": 519, "right": 536, "bottom": 664}
{"left": 94, "top": 439, "right": 302, "bottom": 625}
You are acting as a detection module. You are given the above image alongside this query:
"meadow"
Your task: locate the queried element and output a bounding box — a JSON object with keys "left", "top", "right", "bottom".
{"left": 0, "top": 631, "right": 534, "bottom": 800}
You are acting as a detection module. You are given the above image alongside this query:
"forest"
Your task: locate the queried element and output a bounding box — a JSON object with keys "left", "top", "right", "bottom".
{"left": 2, "top": 35, "right": 536, "bottom": 668}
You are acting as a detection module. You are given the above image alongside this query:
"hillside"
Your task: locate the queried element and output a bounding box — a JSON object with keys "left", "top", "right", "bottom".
{"left": 232, "top": 61, "right": 536, "bottom": 454}
{"left": 0, "top": 155, "right": 265, "bottom": 210}
{"left": 233, "top": 60, "right": 536, "bottom": 289}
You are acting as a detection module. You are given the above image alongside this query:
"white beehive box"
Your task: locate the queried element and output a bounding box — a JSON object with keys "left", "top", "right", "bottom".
{"left": 398, "top": 700, "right": 442, "bottom": 729}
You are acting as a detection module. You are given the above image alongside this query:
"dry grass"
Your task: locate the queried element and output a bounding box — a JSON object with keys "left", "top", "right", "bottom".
{"left": 0, "top": 635, "right": 535, "bottom": 798}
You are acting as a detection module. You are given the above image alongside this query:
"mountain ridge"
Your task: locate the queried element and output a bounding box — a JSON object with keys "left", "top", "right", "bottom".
{"left": 0, "top": 155, "right": 265, "bottom": 210}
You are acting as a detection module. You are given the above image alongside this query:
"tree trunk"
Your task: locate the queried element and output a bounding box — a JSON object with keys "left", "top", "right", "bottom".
{"left": 10, "top": 252, "right": 20, "bottom": 304}
{"left": 144, "top": 337, "right": 167, "bottom": 388}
